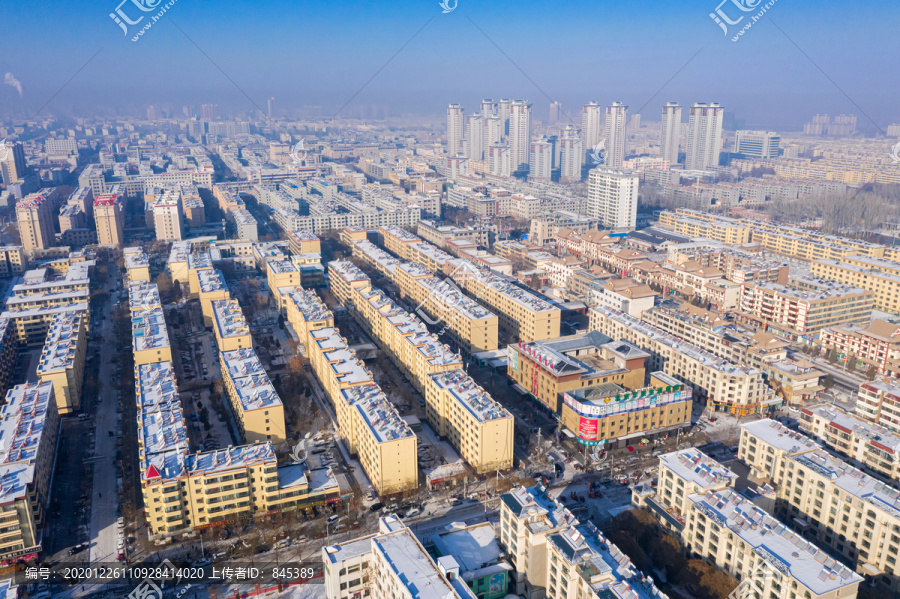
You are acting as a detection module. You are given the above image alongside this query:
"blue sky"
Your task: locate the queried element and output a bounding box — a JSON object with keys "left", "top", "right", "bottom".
{"left": 1, "top": 0, "right": 897, "bottom": 129}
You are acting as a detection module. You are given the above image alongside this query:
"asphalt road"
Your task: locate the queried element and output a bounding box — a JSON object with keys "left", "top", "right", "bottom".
{"left": 88, "top": 269, "right": 122, "bottom": 563}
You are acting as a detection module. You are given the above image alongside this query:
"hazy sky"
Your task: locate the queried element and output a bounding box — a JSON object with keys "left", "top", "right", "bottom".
{"left": 2, "top": 0, "right": 898, "bottom": 130}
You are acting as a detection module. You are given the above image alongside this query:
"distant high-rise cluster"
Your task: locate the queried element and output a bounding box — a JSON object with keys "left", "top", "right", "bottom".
{"left": 604, "top": 101, "right": 628, "bottom": 169}
{"left": 659, "top": 101, "right": 682, "bottom": 165}
{"left": 684, "top": 102, "right": 725, "bottom": 171}
{"left": 803, "top": 113, "right": 857, "bottom": 137}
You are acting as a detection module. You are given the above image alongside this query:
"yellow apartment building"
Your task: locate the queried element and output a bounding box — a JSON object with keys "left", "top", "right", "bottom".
{"left": 132, "top": 307, "right": 172, "bottom": 365}
{"left": 220, "top": 348, "right": 286, "bottom": 443}
{"left": 196, "top": 269, "right": 230, "bottom": 326}
{"left": 36, "top": 310, "right": 87, "bottom": 415}
{"left": 211, "top": 299, "right": 252, "bottom": 352}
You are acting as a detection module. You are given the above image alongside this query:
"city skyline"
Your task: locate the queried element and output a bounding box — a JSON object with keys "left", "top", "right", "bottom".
{"left": 0, "top": 1, "right": 897, "bottom": 129}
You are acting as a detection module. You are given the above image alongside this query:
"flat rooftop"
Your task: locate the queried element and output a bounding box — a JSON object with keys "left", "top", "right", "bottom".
{"left": 132, "top": 307, "right": 170, "bottom": 352}
{"left": 659, "top": 448, "right": 737, "bottom": 488}
{"left": 343, "top": 384, "right": 415, "bottom": 443}
{"left": 128, "top": 282, "right": 162, "bottom": 311}
{"left": 135, "top": 361, "right": 180, "bottom": 413}
{"left": 212, "top": 299, "right": 250, "bottom": 339}
{"left": 36, "top": 311, "right": 84, "bottom": 374}
{"left": 281, "top": 287, "right": 332, "bottom": 323}
{"left": 188, "top": 251, "right": 212, "bottom": 270}
{"left": 741, "top": 419, "right": 820, "bottom": 455}
{"left": 688, "top": 489, "right": 861, "bottom": 595}
{"left": 328, "top": 260, "right": 371, "bottom": 284}
{"left": 430, "top": 370, "right": 511, "bottom": 423}
{"left": 197, "top": 268, "right": 228, "bottom": 293}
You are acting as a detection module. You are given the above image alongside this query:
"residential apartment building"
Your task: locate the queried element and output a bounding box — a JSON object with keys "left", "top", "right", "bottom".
{"left": 93, "top": 194, "right": 125, "bottom": 246}
{"left": 449, "top": 266, "right": 561, "bottom": 342}
{"left": 16, "top": 193, "right": 56, "bottom": 251}
{"left": 328, "top": 260, "right": 371, "bottom": 306}
{"left": 232, "top": 209, "right": 258, "bottom": 241}
{"left": 322, "top": 515, "right": 479, "bottom": 599}
{"left": 152, "top": 189, "right": 184, "bottom": 241}
{"left": 306, "top": 326, "right": 417, "bottom": 495}
{"left": 589, "top": 306, "right": 777, "bottom": 415}
{"left": 281, "top": 287, "right": 333, "bottom": 343}
{"left": 654, "top": 448, "right": 736, "bottom": 525}
{"left": 196, "top": 269, "right": 230, "bottom": 326}
{"left": 0, "top": 382, "right": 60, "bottom": 563}
{"left": 820, "top": 320, "right": 900, "bottom": 377}
{"left": 132, "top": 307, "right": 172, "bottom": 365}
{"left": 35, "top": 310, "right": 87, "bottom": 415}
{"left": 799, "top": 403, "right": 900, "bottom": 482}
{"left": 211, "top": 299, "right": 252, "bottom": 352}
{"left": 424, "top": 370, "right": 514, "bottom": 474}
{"left": 738, "top": 419, "right": 819, "bottom": 481}
{"left": 499, "top": 485, "right": 668, "bottom": 599}
{"left": 393, "top": 262, "right": 499, "bottom": 354}
{"left": 684, "top": 489, "right": 861, "bottom": 599}
{"left": 286, "top": 230, "right": 321, "bottom": 256}
{"left": 810, "top": 258, "right": 900, "bottom": 315}
{"left": 220, "top": 348, "right": 286, "bottom": 443}
{"left": 124, "top": 247, "right": 151, "bottom": 283}
{"left": 587, "top": 167, "right": 638, "bottom": 230}
{"left": 739, "top": 280, "right": 873, "bottom": 337}
{"left": 857, "top": 378, "right": 900, "bottom": 433}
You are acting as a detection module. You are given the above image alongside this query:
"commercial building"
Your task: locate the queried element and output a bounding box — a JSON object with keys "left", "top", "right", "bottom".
{"left": 393, "top": 262, "right": 499, "bottom": 354}
{"left": 506, "top": 332, "right": 646, "bottom": 413}
{"left": 684, "top": 489, "right": 861, "bottom": 599}
{"left": 590, "top": 306, "right": 777, "bottom": 415}
{"left": 220, "top": 348, "right": 285, "bottom": 443}
{"left": 431, "top": 522, "right": 512, "bottom": 599}
{"left": 799, "top": 403, "right": 900, "bottom": 482}
{"left": 0, "top": 382, "right": 60, "bottom": 563}
{"left": 211, "top": 299, "right": 252, "bottom": 352}
{"left": 560, "top": 371, "right": 692, "bottom": 448}
{"left": 587, "top": 167, "right": 638, "bottom": 230}
{"left": 450, "top": 266, "right": 561, "bottom": 342}
{"left": 36, "top": 310, "right": 87, "bottom": 415}
{"left": 734, "top": 130, "right": 780, "bottom": 158}
{"left": 93, "top": 194, "right": 125, "bottom": 246}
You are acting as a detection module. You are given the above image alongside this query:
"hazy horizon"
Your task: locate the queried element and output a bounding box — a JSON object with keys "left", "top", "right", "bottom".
{"left": 3, "top": 0, "right": 898, "bottom": 132}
